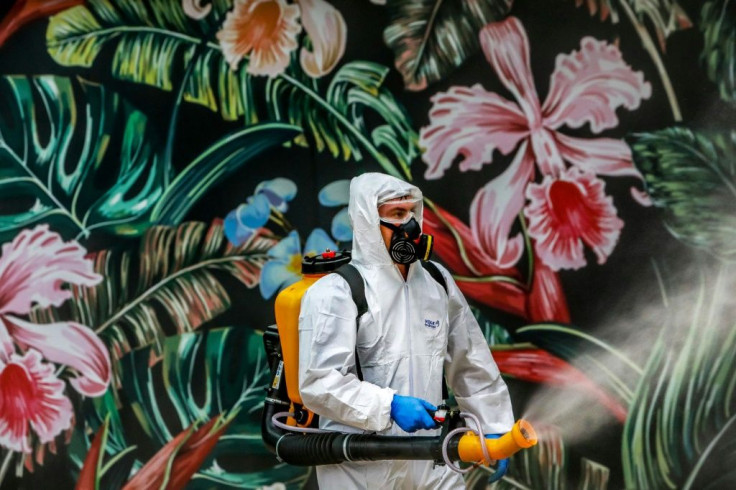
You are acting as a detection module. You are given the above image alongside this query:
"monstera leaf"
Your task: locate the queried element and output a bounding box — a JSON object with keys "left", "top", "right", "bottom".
{"left": 76, "top": 327, "right": 307, "bottom": 490}
{"left": 0, "top": 75, "right": 299, "bottom": 240}
{"left": 569, "top": 0, "right": 692, "bottom": 49}
{"left": 622, "top": 268, "right": 736, "bottom": 489}
{"left": 381, "top": 0, "right": 511, "bottom": 91}
{"left": 0, "top": 75, "right": 167, "bottom": 240}
{"left": 47, "top": 1, "right": 418, "bottom": 179}
{"left": 267, "top": 62, "right": 418, "bottom": 179}
{"left": 29, "top": 221, "right": 278, "bottom": 370}
{"left": 700, "top": 0, "right": 736, "bottom": 104}
{"left": 46, "top": 0, "right": 253, "bottom": 122}
{"left": 630, "top": 128, "right": 736, "bottom": 260}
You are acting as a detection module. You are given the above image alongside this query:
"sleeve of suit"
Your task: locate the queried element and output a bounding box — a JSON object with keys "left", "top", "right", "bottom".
{"left": 437, "top": 263, "right": 515, "bottom": 434}
{"left": 298, "top": 274, "right": 396, "bottom": 432}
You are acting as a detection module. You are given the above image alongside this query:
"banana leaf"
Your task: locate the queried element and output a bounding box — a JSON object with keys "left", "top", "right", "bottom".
{"left": 267, "top": 61, "right": 418, "bottom": 179}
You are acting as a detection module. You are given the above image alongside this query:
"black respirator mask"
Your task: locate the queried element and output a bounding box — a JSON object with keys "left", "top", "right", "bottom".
{"left": 380, "top": 217, "right": 434, "bottom": 265}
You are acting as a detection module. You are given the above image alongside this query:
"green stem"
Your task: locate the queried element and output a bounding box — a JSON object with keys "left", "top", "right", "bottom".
{"left": 452, "top": 274, "right": 526, "bottom": 289}
{"left": 47, "top": 26, "right": 220, "bottom": 51}
{"left": 423, "top": 197, "right": 482, "bottom": 276}
{"left": 0, "top": 451, "right": 13, "bottom": 484}
{"left": 618, "top": 0, "right": 682, "bottom": 122}
{"left": 162, "top": 40, "right": 210, "bottom": 190}
{"left": 518, "top": 212, "right": 535, "bottom": 290}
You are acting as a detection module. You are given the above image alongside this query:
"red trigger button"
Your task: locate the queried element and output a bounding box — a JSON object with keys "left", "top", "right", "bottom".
{"left": 321, "top": 250, "right": 336, "bottom": 259}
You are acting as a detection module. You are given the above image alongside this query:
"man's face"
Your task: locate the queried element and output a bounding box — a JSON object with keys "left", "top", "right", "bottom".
{"left": 378, "top": 198, "right": 416, "bottom": 253}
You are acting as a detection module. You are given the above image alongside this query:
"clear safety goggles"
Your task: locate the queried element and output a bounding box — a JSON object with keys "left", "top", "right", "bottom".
{"left": 378, "top": 196, "right": 420, "bottom": 225}
{"left": 379, "top": 211, "right": 415, "bottom": 225}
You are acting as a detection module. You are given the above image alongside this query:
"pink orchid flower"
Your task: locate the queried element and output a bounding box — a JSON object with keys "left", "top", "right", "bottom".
{"left": 420, "top": 17, "right": 651, "bottom": 271}
{"left": 0, "top": 225, "right": 110, "bottom": 453}
{"left": 216, "top": 0, "right": 346, "bottom": 78}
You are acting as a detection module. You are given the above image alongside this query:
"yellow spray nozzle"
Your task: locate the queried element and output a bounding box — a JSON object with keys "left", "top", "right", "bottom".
{"left": 457, "top": 419, "right": 538, "bottom": 464}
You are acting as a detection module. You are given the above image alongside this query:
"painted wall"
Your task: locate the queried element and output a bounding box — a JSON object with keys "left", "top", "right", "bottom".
{"left": 0, "top": 0, "right": 734, "bottom": 488}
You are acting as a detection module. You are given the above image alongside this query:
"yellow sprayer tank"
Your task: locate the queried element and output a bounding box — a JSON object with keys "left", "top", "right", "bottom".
{"left": 273, "top": 250, "right": 351, "bottom": 427}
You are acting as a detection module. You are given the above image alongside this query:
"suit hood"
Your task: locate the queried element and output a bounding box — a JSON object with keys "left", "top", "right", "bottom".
{"left": 348, "top": 173, "right": 423, "bottom": 267}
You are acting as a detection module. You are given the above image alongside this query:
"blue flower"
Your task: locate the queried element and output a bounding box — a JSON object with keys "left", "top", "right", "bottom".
{"left": 260, "top": 228, "right": 338, "bottom": 299}
{"left": 318, "top": 180, "right": 352, "bottom": 242}
{"left": 225, "top": 178, "right": 297, "bottom": 246}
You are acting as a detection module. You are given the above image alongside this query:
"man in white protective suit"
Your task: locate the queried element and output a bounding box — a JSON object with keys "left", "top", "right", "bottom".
{"left": 298, "top": 172, "right": 515, "bottom": 489}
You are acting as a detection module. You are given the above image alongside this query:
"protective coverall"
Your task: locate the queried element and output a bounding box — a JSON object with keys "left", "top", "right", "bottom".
{"left": 298, "top": 173, "right": 515, "bottom": 489}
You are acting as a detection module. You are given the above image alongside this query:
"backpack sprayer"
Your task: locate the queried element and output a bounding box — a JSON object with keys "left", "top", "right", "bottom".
{"left": 261, "top": 250, "right": 538, "bottom": 473}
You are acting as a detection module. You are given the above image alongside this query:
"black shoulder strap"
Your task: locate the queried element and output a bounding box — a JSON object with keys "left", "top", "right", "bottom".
{"left": 420, "top": 260, "right": 447, "bottom": 294}
{"left": 334, "top": 264, "right": 368, "bottom": 317}
{"left": 334, "top": 264, "right": 366, "bottom": 381}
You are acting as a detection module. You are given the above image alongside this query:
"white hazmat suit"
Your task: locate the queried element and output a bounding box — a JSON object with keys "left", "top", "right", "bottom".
{"left": 298, "top": 173, "right": 514, "bottom": 489}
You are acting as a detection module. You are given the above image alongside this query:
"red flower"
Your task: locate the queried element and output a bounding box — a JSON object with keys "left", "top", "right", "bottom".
{"left": 525, "top": 168, "right": 624, "bottom": 271}
{"left": 0, "top": 350, "right": 73, "bottom": 453}
{"left": 420, "top": 17, "right": 650, "bottom": 273}
{"left": 0, "top": 225, "right": 110, "bottom": 452}
{"left": 423, "top": 203, "right": 570, "bottom": 323}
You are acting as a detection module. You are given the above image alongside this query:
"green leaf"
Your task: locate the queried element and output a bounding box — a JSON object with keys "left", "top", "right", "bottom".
{"left": 152, "top": 122, "right": 301, "bottom": 225}
{"left": 470, "top": 306, "right": 513, "bottom": 346}
{"left": 46, "top": 0, "right": 256, "bottom": 122}
{"left": 29, "top": 221, "right": 277, "bottom": 370}
{"left": 382, "top": 0, "right": 511, "bottom": 91}
{"left": 568, "top": 0, "right": 692, "bottom": 48}
{"left": 113, "top": 327, "right": 306, "bottom": 489}
{"left": 622, "top": 268, "right": 736, "bottom": 489}
{"left": 700, "top": 0, "right": 736, "bottom": 104}
{"left": 0, "top": 75, "right": 168, "bottom": 240}
{"left": 268, "top": 63, "right": 418, "bottom": 179}
{"left": 47, "top": 2, "right": 418, "bottom": 178}
{"left": 630, "top": 128, "right": 736, "bottom": 260}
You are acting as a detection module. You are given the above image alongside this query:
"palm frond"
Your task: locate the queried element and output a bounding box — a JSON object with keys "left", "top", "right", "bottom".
{"left": 382, "top": 0, "right": 512, "bottom": 91}
{"left": 569, "top": 0, "right": 692, "bottom": 48}
{"left": 700, "top": 0, "right": 736, "bottom": 105}
{"left": 30, "top": 221, "right": 276, "bottom": 371}
{"left": 267, "top": 62, "right": 418, "bottom": 179}
{"left": 47, "top": 0, "right": 254, "bottom": 121}
{"left": 630, "top": 128, "right": 736, "bottom": 261}
{"left": 622, "top": 267, "right": 736, "bottom": 489}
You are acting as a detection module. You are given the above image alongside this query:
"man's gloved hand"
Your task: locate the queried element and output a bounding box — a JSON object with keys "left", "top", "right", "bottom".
{"left": 484, "top": 434, "right": 509, "bottom": 483}
{"left": 390, "top": 395, "right": 438, "bottom": 432}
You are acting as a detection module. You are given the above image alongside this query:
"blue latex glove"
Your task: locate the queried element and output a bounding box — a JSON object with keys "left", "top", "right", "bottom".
{"left": 390, "top": 395, "right": 438, "bottom": 432}
{"left": 484, "top": 434, "right": 509, "bottom": 483}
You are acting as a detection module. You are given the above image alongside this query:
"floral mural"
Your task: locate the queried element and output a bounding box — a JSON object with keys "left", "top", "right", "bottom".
{"left": 0, "top": 0, "right": 734, "bottom": 489}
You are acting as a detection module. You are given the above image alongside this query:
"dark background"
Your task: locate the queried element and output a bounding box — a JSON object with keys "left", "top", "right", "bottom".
{"left": 0, "top": 0, "right": 728, "bottom": 488}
